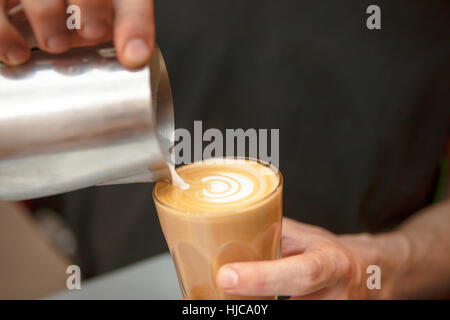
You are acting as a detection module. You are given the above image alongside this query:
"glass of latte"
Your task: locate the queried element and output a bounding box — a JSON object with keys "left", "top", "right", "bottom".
{"left": 153, "top": 158, "right": 283, "bottom": 300}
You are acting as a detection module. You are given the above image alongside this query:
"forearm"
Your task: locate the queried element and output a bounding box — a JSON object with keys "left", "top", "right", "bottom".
{"left": 373, "top": 199, "right": 450, "bottom": 299}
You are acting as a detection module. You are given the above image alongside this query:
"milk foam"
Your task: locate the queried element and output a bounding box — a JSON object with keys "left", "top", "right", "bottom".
{"left": 155, "top": 159, "right": 280, "bottom": 212}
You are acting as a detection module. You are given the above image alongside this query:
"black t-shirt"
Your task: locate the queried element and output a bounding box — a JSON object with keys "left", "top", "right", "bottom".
{"left": 64, "top": 0, "right": 450, "bottom": 276}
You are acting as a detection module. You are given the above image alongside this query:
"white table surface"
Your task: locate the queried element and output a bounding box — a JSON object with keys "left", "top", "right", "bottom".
{"left": 47, "top": 252, "right": 182, "bottom": 300}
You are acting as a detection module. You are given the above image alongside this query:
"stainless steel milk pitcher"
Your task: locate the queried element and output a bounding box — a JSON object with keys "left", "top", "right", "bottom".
{"left": 0, "top": 44, "right": 175, "bottom": 201}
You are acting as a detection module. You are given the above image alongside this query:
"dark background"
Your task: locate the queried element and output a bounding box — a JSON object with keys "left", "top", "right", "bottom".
{"left": 55, "top": 1, "right": 450, "bottom": 277}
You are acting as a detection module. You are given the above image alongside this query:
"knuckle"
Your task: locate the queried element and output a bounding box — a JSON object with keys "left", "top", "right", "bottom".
{"left": 32, "top": 7, "right": 47, "bottom": 20}
{"left": 326, "top": 246, "right": 353, "bottom": 286}
{"left": 302, "top": 257, "right": 323, "bottom": 286}
{"left": 29, "top": 3, "right": 59, "bottom": 20}
{"left": 338, "top": 252, "right": 352, "bottom": 277}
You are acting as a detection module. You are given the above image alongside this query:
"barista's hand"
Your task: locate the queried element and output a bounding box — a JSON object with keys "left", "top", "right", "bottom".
{"left": 216, "top": 217, "right": 402, "bottom": 299}
{"left": 0, "top": 0, "right": 155, "bottom": 68}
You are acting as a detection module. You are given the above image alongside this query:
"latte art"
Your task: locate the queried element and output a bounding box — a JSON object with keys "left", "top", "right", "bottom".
{"left": 154, "top": 159, "right": 280, "bottom": 213}
{"left": 199, "top": 173, "right": 254, "bottom": 203}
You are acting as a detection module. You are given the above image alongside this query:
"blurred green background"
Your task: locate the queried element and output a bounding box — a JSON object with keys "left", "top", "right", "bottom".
{"left": 434, "top": 157, "right": 448, "bottom": 203}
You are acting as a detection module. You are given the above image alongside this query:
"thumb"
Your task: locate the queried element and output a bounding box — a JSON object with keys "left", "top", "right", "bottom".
{"left": 216, "top": 249, "right": 344, "bottom": 297}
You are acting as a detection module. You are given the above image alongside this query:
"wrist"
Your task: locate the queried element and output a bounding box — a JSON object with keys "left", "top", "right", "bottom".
{"left": 370, "top": 231, "right": 412, "bottom": 299}
{"left": 341, "top": 231, "right": 412, "bottom": 299}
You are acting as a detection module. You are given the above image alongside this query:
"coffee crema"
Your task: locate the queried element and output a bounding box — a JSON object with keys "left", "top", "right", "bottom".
{"left": 155, "top": 159, "right": 280, "bottom": 213}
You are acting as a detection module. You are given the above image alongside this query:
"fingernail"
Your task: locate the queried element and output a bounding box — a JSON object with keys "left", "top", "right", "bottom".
{"left": 6, "top": 46, "right": 28, "bottom": 66}
{"left": 217, "top": 268, "right": 238, "bottom": 289}
{"left": 123, "top": 38, "right": 150, "bottom": 66}
{"left": 83, "top": 21, "right": 108, "bottom": 40}
{"left": 46, "top": 35, "right": 69, "bottom": 53}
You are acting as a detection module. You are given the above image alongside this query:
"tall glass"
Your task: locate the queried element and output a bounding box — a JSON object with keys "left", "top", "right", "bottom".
{"left": 153, "top": 159, "right": 283, "bottom": 299}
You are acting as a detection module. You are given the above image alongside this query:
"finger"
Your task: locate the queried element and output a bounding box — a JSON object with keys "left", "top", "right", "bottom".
{"left": 281, "top": 217, "right": 325, "bottom": 257}
{"left": 113, "top": 0, "right": 155, "bottom": 69}
{"left": 0, "top": 1, "right": 30, "bottom": 65}
{"left": 21, "top": 0, "right": 71, "bottom": 53}
{"left": 67, "top": 0, "right": 113, "bottom": 42}
{"left": 283, "top": 216, "right": 332, "bottom": 238}
{"left": 216, "top": 249, "right": 344, "bottom": 297}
